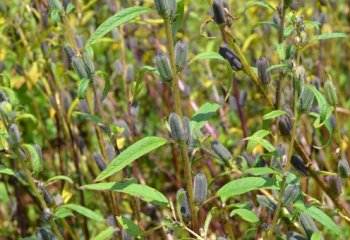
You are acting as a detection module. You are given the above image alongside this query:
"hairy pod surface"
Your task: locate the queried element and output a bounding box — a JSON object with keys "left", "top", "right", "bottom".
{"left": 7, "top": 124, "right": 21, "bottom": 148}
{"left": 286, "top": 231, "right": 308, "bottom": 240}
{"left": 212, "top": 0, "right": 226, "bottom": 25}
{"left": 93, "top": 152, "right": 106, "bottom": 172}
{"left": 219, "top": 45, "right": 243, "bottom": 71}
{"left": 324, "top": 80, "right": 338, "bottom": 106}
{"left": 298, "top": 213, "right": 318, "bottom": 238}
{"left": 169, "top": 112, "right": 185, "bottom": 141}
{"left": 193, "top": 173, "right": 207, "bottom": 205}
{"left": 211, "top": 141, "right": 232, "bottom": 163}
{"left": 126, "top": 64, "right": 134, "bottom": 83}
{"left": 175, "top": 40, "right": 188, "bottom": 72}
{"left": 291, "top": 155, "right": 309, "bottom": 176}
{"left": 338, "top": 159, "right": 350, "bottom": 178}
{"left": 282, "top": 185, "right": 299, "bottom": 206}
{"left": 176, "top": 188, "right": 190, "bottom": 220}
{"left": 278, "top": 114, "right": 293, "bottom": 136}
{"left": 156, "top": 52, "right": 172, "bottom": 82}
{"left": 257, "top": 57, "right": 271, "bottom": 84}
{"left": 328, "top": 176, "right": 342, "bottom": 196}
{"left": 182, "top": 116, "right": 192, "bottom": 145}
{"left": 63, "top": 44, "right": 75, "bottom": 60}
{"left": 298, "top": 87, "right": 314, "bottom": 113}
{"left": 257, "top": 195, "right": 276, "bottom": 213}
{"left": 154, "top": 0, "right": 170, "bottom": 18}
{"left": 71, "top": 55, "right": 89, "bottom": 79}
{"left": 82, "top": 51, "right": 95, "bottom": 77}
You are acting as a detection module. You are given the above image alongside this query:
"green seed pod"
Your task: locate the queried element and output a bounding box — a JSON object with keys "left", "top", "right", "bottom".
{"left": 126, "top": 64, "right": 134, "bottom": 83}
{"left": 286, "top": 231, "right": 308, "bottom": 240}
{"left": 257, "top": 57, "right": 271, "bottom": 85}
{"left": 182, "top": 116, "right": 192, "bottom": 145}
{"left": 298, "top": 213, "right": 318, "bottom": 238}
{"left": 219, "top": 45, "right": 243, "bottom": 71}
{"left": 291, "top": 155, "right": 309, "bottom": 176}
{"left": 71, "top": 55, "right": 88, "bottom": 79}
{"left": 324, "top": 80, "right": 338, "bottom": 106}
{"left": 193, "top": 173, "right": 207, "bottom": 205}
{"left": 156, "top": 52, "right": 172, "bottom": 82}
{"left": 212, "top": 0, "right": 226, "bottom": 25}
{"left": 82, "top": 51, "right": 95, "bottom": 77}
{"left": 211, "top": 141, "right": 232, "bottom": 162}
{"left": 63, "top": 44, "right": 75, "bottom": 60}
{"left": 257, "top": 195, "right": 276, "bottom": 212}
{"left": 278, "top": 115, "right": 292, "bottom": 136}
{"left": 93, "top": 152, "right": 106, "bottom": 172}
{"left": 154, "top": 0, "right": 170, "bottom": 18}
{"left": 7, "top": 124, "right": 21, "bottom": 148}
{"left": 327, "top": 176, "right": 342, "bottom": 196}
{"left": 36, "top": 227, "right": 56, "bottom": 240}
{"left": 337, "top": 159, "right": 350, "bottom": 178}
{"left": 168, "top": 0, "right": 177, "bottom": 20}
{"left": 176, "top": 188, "right": 190, "bottom": 219}
{"left": 282, "top": 185, "right": 299, "bottom": 206}
{"left": 48, "top": 0, "right": 63, "bottom": 11}
{"left": 298, "top": 87, "right": 314, "bottom": 113}
{"left": 175, "top": 40, "right": 188, "bottom": 72}
{"left": 169, "top": 112, "right": 185, "bottom": 141}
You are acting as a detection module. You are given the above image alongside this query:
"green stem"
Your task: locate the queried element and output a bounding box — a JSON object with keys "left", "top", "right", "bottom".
{"left": 276, "top": 0, "right": 286, "bottom": 110}
{"left": 334, "top": 106, "right": 343, "bottom": 157}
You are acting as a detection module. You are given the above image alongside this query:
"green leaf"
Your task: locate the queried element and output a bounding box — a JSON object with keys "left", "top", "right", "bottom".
{"left": 284, "top": 25, "right": 295, "bottom": 37}
{"left": 87, "top": 6, "right": 151, "bottom": 46}
{"left": 308, "top": 112, "right": 333, "bottom": 149}
{"left": 190, "top": 102, "right": 221, "bottom": 131}
{"left": 95, "top": 70, "right": 111, "bottom": 100}
{"left": 82, "top": 179, "right": 169, "bottom": 206}
{"left": 117, "top": 216, "right": 142, "bottom": 237}
{"left": 266, "top": 63, "right": 290, "bottom": 72}
{"left": 21, "top": 144, "right": 42, "bottom": 177}
{"left": 132, "top": 65, "right": 158, "bottom": 101}
{"left": 217, "top": 177, "right": 279, "bottom": 202}
{"left": 77, "top": 78, "right": 90, "bottom": 99}
{"left": 74, "top": 112, "right": 102, "bottom": 124}
{"left": 172, "top": 0, "right": 184, "bottom": 37}
{"left": 92, "top": 227, "right": 116, "bottom": 240}
{"left": 244, "top": 1, "right": 275, "bottom": 13}
{"left": 0, "top": 164, "right": 15, "bottom": 176}
{"left": 230, "top": 208, "right": 260, "bottom": 223}
{"left": 276, "top": 43, "right": 286, "bottom": 61}
{"left": 243, "top": 167, "right": 280, "bottom": 176}
{"left": 294, "top": 202, "right": 341, "bottom": 236}
{"left": 95, "top": 137, "right": 168, "bottom": 181}
{"left": 263, "top": 110, "right": 287, "bottom": 120}
{"left": 60, "top": 204, "right": 105, "bottom": 223}
{"left": 311, "top": 232, "right": 323, "bottom": 240}
{"left": 306, "top": 84, "right": 329, "bottom": 126}
{"left": 46, "top": 175, "right": 73, "bottom": 185}
{"left": 246, "top": 129, "right": 271, "bottom": 153}
{"left": 14, "top": 113, "right": 38, "bottom": 125}
{"left": 53, "top": 208, "right": 74, "bottom": 219}
{"left": 309, "top": 32, "right": 347, "bottom": 43}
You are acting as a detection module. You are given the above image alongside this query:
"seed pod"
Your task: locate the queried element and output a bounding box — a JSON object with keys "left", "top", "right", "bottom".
{"left": 211, "top": 141, "right": 232, "bottom": 162}
{"left": 286, "top": 231, "right": 308, "bottom": 240}
{"left": 175, "top": 40, "right": 188, "bottom": 72}
{"left": 212, "top": 0, "right": 226, "bottom": 25}
{"left": 83, "top": 51, "right": 95, "bottom": 77}
{"left": 257, "top": 195, "right": 276, "bottom": 212}
{"left": 257, "top": 57, "right": 271, "bottom": 85}
{"left": 324, "top": 80, "right": 338, "bottom": 106}
{"left": 282, "top": 185, "right": 299, "bottom": 206}
{"left": 176, "top": 188, "right": 190, "bottom": 219}
{"left": 327, "top": 176, "right": 342, "bottom": 196}
{"left": 36, "top": 227, "right": 56, "bottom": 240}
{"left": 115, "top": 59, "right": 123, "bottom": 76}
{"left": 71, "top": 55, "right": 88, "bottom": 79}
{"left": 38, "top": 182, "right": 53, "bottom": 205}
{"left": 291, "top": 155, "right": 309, "bottom": 176}
{"left": 298, "top": 213, "right": 318, "bottom": 238}
{"left": 193, "top": 173, "right": 207, "bottom": 205}
{"left": 156, "top": 52, "right": 172, "bottom": 82}
{"left": 298, "top": 87, "right": 314, "bottom": 113}
{"left": 93, "top": 152, "right": 106, "bottom": 172}
{"left": 0, "top": 90, "right": 8, "bottom": 103}
{"left": 154, "top": 0, "right": 170, "bottom": 18}
{"left": 182, "top": 116, "right": 192, "bottom": 145}
{"left": 295, "top": 65, "right": 306, "bottom": 85}
{"left": 7, "top": 124, "right": 21, "bottom": 148}
{"left": 168, "top": 0, "right": 177, "bottom": 19}
{"left": 169, "top": 112, "right": 185, "bottom": 141}
{"left": 219, "top": 45, "right": 243, "bottom": 71}
{"left": 122, "top": 229, "right": 132, "bottom": 240}
{"left": 338, "top": 159, "right": 350, "bottom": 178}
{"left": 42, "top": 208, "right": 53, "bottom": 222}
{"left": 63, "top": 44, "right": 75, "bottom": 60}
{"left": 278, "top": 114, "right": 292, "bottom": 136}
{"left": 126, "top": 64, "right": 134, "bottom": 83}
{"left": 48, "top": 0, "right": 63, "bottom": 11}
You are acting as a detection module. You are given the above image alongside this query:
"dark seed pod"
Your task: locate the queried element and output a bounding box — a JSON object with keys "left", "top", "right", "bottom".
{"left": 211, "top": 141, "right": 232, "bottom": 162}
{"left": 193, "top": 173, "right": 207, "bottom": 205}
{"left": 257, "top": 195, "right": 276, "bottom": 212}
{"left": 7, "top": 124, "right": 21, "bottom": 148}
{"left": 324, "top": 80, "right": 338, "bottom": 106}
{"left": 175, "top": 40, "right": 188, "bottom": 72}
{"left": 286, "top": 231, "right": 308, "bottom": 240}
{"left": 83, "top": 51, "right": 95, "bottom": 77}
{"left": 156, "top": 52, "right": 172, "bottom": 82}
{"left": 115, "top": 59, "right": 123, "bottom": 76}
{"left": 126, "top": 64, "right": 134, "bottom": 83}
{"left": 298, "top": 87, "right": 314, "bottom": 113}
{"left": 182, "top": 116, "right": 192, "bottom": 145}
{"left": 327, "top": 176, "right": 342, "bottom": 196}
{"left": 298, "top": 213, "right": 318, "bottom": 238}
{"left": 169, "top": 112, "right": 185, "bottom": 141}
{"left": 93, "top": 152, "right": 106, "bottom": 172}
{"left": 0, "top": 90, "right": 8, "bottom": 103}
{"left": 272, "top": 14, "right": 281, "bottom": 29}
{"left": 122, "top": 229, "right": 132, "bottom": 240}
{"left": 63, "top": 44, "right": 75, "bottom": 60}
{"left": 71, "top": 56, "right": 88, "bottom": 79}
{"left": 154, "top": 0, "right": 170, "bottom": 18}
{"left": 168, "top": 0, "right": 177, "bottom": 20}
{"left": 278, "top": 114, "right": 292, "bottom": 136}
{"left": 282, "top": 185, "right": 299, "bottom": 206}
{"left": 176, "top": 188, "right": 190, "bottom": 220}
{"left": 291, "top": 155, "right": 309, "bottom": 176}
{"left": 36, "top": 227, "right": 56, "bottom": 240}
{"left": 257, "top": 57, "right": 271, "bottom": 85}
{"left": 212, "top": 0, "right": 226, "bottom": 25}
{"left": 219, "top": 45, "right": 243, "bottom": 71}
{"left": 38, "top": 182, "right": 53, "bottom": 205}
{"left": 338, "top": 159, "right": 350, "bottom": 178}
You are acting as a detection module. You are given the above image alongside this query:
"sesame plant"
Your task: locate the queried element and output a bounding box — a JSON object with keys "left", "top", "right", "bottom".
{"left": 1, "top": 0, "right": 350, "bottom": 239}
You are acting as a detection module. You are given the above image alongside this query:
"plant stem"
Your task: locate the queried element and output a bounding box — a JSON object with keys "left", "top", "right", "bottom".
{"left": 276, "top": 0, "right": 286, "bottom": 109}
{"left": 334, "top": 106, "right": 343, "bottom": 157}
{"left": 164, "top": 18, "right": 198, "bottom": 232}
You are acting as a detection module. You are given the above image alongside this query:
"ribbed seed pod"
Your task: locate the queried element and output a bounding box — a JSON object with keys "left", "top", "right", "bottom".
{"left": 169, "top": 112, "right": 185, "bottom": 141}
{"left": 193, "top": 173, "right": 207, "bottom": 205}
{"left": 327, "top": 176, "right": 342, "bottom": 196}
{"left": 83, "top": 51, "right": 95, "bottom": 77}
{"left": 298, "top": 213, "right": 318, "bottom": 238}
{"left": 257, "top": 195, "right": 276, "bottom": 212}
{"left": 338, "top": 159, "right": 350, "bottom": 178}
{"left": 168, "top": 0, "right": 177, "bottom": 20}
{"left": 154, "top": 0, "right": 170, "bottom": 18}
{"left": 156, "top": 52, "right": 172, "bottom": 82}
{"left": 175, "top": 40, "right": 188, "bottom": 72}
{"left": 93, "top": 152, "right": 106, "bottom": 172}
{"left": 38, "top": 182, "right": 53, "bottom": 205}
{"left": 278, "top": 114, "right": 292, "bottom": 136}
{"left": 48, "top": 0, "right": 63, "bottom": 11}
{"left": 126, "top": 64, "right": 134, "bottom": 83}
{"left": 257, "top": 57, "right": 271, "bottom": 85}
{"left": 291, "top": 155, "right": 309, "bottom": 176}
{"left": 176, "top": 188, "right": 190, "bottom": 219}
{"left": 36, "top": 227, "right": 56, "bottom": 240}
{"left": 219, "top": 45, "right": 243, "bottom": 71}
{"left": 324, "top": 80, "right": 338, "bottom": 106}
{"left": 211, "top": 141, "right": 232, "bottom": 162}
{"left": 212, "top": 0, "right": 226, "bottom": 25}
{"left": 7, "top": 124, "right": 21, "bottom": 148}
{"left": 298, "top": 87, "right": 314, "bottom": 113}
{"left": 71, "top": 56, "right": 88, "bottom": 79}
{"left": 63, "top": 44, "right": 75, "bottom": 60}
{"left": 182, "top": 116, "right": 192, "bottom": 145}
{"left": 122, "top": 229, "right": 132, "bottom": 240}
{"left": 282, "top": 185, "right": 299, "bottom": 206}
{"left": 286, "top": 231, "right": 308, "bottom": 240}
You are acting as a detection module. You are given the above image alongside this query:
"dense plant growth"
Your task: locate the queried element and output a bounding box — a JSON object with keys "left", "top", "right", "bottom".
{"left": 0, "top": 0, "right": 350, "bottom": 239}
